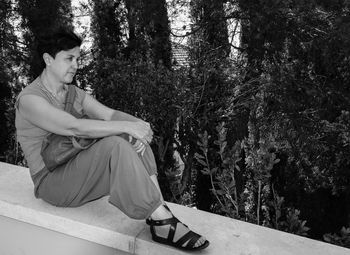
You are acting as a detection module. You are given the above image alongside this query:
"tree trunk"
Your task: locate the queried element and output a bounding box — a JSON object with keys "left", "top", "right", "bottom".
{"left": 124, "top": 0, "right": 172, "bottom": 68}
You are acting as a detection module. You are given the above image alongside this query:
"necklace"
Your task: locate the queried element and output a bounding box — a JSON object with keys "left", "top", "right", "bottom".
{"left": 38, "top": 75, "right": 66, "bottom": 107}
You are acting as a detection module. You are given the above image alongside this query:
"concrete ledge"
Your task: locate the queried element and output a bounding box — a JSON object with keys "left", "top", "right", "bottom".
{"left": 0, "top": 161, "right": 349, "bottom": 255}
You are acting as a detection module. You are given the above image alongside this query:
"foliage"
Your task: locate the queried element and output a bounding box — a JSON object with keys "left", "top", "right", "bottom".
{"left": 0, "top": 0, "right": 25, "bottom": 163}
{"left": 194, "top": 122, "right": 310, "bottom": 236}
{"left": 280, "top": 209, "right": 310, "bottom": 236}
{"left": 228, "top": 0, "right": 350, "bottom": 240}
{"left": 324, "top": 227, "right": 350, "bottom": 248}
{"left": 85, "top": 51, "right": 182, "bottom": 199}
{"left": 1, "top": 0, "right": 349, "bottom": 248}
{"left": 3, "top": 97, "right": 26, "bottom": 166}
{"left": 181, "top": 1, "right": 349, "bottom": 242}
{"left": 17, "top": 0, "right": 74, "bottom": 78}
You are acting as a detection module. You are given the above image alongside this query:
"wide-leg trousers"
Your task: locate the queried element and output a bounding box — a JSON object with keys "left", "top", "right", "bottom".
{"left": 34, "top": 135, "right": 162, "bottom": 219}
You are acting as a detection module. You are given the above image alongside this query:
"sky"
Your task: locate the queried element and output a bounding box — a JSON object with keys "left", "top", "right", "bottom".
{"left": 71, "top": 0, "right": 240, "bottom": 55}
{"left": 71, "top": 0, "right": 192, "bottom": 46}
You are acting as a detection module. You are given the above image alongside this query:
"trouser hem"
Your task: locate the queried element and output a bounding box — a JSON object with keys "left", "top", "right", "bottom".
{"left": 145, "top": 200, "right": 163, "bottom": 219}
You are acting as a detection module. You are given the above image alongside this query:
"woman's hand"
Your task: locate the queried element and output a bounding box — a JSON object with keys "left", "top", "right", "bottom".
{"left": 128, "top": 121, "right": 153, "bottom": 145}
{"left": 129, "top": 136, "right": 147, "bottom": 155}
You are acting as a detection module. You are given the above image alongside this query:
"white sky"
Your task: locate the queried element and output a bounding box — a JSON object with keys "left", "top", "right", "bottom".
{"left": 71, "top": 0, "right": 240, "bottom": 53}
{"left": 71, "top": 0, "right": 192, "bottom": 46}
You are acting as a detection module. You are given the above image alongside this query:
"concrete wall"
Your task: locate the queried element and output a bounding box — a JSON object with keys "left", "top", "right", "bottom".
{"left": 0, "top": 215, "right": 129, "bottom": 255}
{"left": 0, "top": 162, "right": 349, "bottom": 255}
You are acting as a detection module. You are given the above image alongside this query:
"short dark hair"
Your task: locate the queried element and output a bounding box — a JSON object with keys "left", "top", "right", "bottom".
{"left": 37, "top": 26, "right": 82, "bottom": 67}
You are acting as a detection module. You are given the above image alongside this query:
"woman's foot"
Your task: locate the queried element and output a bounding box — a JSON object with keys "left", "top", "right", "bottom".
{"left": 147, "top": 204, "right": 209, "bottom": 250}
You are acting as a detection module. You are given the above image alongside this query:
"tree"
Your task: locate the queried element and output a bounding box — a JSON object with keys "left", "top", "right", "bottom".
{"left": 182, "top": 0, "right": 231, "bottom": 211}
{"left": 90, "top": 0, "right": 125, "bottom": 58}
{"left": 124, "top": 0, "right": 172, "bottom": 68}
{"left": 18, "top": 0, "right": 73, "bottom": 79}
{"left": 232, "top": 0, "right": 350, "bottom": 238}
{"left": 0, "top": 0, "right": 15, "bottom": 159}
{"left": 87, "top": 0, "right": 178, "bottom": 200}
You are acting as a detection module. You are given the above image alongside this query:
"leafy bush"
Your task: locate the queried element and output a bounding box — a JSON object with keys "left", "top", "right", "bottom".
{"left": 324, "top": 227, "right": 350, "bottom": 248}
{"left": 194, "top": 122, "right": 310, "bottom": 236}
{"left": 85, "top": 52, "right": 186, "bottom": 199}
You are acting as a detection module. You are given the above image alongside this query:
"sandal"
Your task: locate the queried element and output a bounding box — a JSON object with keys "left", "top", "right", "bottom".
{"left": 146, "top": 205, "right": 210, "bottom": 251}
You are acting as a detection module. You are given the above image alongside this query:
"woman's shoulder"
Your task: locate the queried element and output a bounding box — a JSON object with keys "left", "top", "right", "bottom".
{"left": 15, "top": 77, "right": 45, "bottom": 107}
{"left": 18, "top": 77, "right": 43, "bottom": 97}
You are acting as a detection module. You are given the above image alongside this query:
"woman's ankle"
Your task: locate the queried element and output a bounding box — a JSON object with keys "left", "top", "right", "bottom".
{"left": 150, "top": 204, "right": 172, "bottom": 220}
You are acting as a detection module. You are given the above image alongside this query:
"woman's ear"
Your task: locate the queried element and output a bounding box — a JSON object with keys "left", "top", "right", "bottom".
{"left": 43, "top": 53, "right": 53, "bottom": 66}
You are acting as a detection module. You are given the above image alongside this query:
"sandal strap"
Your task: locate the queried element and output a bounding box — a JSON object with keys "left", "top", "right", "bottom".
{"left": 167, "top": 219, "right": 177, "bottom": 242}
{"left": 146, "top": 204, "right": 187, "bottom": 226}
{"left": 145, "top": 204, "right": 172, "bottom": 226}
{"left": 164, "top": 204, "right": 171, "bottom": 212}
{"left": 163, "top": 204, "right": 189, "bottom": 227}
{"left": 175, "top": 230, "right": 202, "bottom": 248}
{"left": 146, "top": 216, "right": 179, "bottom": 226}
{"left": 147, "top": 215, "right": 208, "bottom": 250}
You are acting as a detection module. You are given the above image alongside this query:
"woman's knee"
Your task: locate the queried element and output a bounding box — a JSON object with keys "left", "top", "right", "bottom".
{"left": 99, "top": 135, "right": 133, "bottom": 151}
{"left": 140, "top": 144, "right": 158, "bottom": 175}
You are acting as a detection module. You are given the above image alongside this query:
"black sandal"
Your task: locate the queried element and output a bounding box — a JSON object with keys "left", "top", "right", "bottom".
{"left": 146, "top": 205, "right": 210, "bottom": 251}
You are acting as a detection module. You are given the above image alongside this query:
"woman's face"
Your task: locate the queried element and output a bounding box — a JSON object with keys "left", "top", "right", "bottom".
{"left": 48, "top": 46, "right": 80, "bottom": 84}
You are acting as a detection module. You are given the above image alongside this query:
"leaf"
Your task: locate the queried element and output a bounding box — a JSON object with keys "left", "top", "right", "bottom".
{"left": 211, "top": 167, "right": 218, "bottom": 174}
{"left": 196, "top": 158, "right": 207, "bottom": 166}
{"left": 216, "top": 189, "right": 225, "bottom": 195}
{"left": 228, "top": 180, "right": 236, "bottom": 188}
{"left": 323, "top": 235, "right": 331, "bottom": 242}
{"left": 173, "top": 104, "right": 183, "bottom": 109}
{"left": 221, "top": 141, "right": 227, "bottom": 152}
{"left": 201, "top": 169, "right": 210, "bottom": 175}
{"left": 194, "top": 152, "right": 205, "bottom": 159}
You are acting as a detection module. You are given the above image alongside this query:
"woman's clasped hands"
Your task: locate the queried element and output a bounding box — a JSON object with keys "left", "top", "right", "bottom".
{"left": 128, "top": 121, "right": 153, "bottom": 155}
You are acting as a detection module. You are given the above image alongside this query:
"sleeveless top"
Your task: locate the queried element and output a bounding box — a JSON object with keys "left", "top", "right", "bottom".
{"left": 15, "top": 76, "right": 86, "bottom": 183}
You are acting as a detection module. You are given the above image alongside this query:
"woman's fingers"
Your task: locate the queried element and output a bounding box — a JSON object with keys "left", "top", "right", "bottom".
{"left": 128, "top": 121, "right": 154, "bottom": 145}
{"left": 132, "top": 139, "right": 146, "bottom": 154}
{"left": 131, "top": 122, "right": 150, "bottom": 141}
{"left": 140, "top": 144, "right": 146, "bottom": 156}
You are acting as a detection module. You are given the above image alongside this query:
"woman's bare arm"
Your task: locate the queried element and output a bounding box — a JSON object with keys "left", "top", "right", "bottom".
{"left": 82, "top": 93, "right": 142, "bottom": 122}
{"left": 82, "top": 93, "right": 153, "bottom": 144}
{"left": 18, "top": 94, "right": 151, "bottom": 144}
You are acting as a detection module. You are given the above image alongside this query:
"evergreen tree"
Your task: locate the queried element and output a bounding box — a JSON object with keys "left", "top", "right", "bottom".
{"left": 188, "top": 0, "right": 231, "bottom": 211}
{"left": 87, "top": 0, "right": 178, "bottom": 200}
{"left": 234, "top": 0, "right": 350, "bottom": 238}
{"left": 18, "top": 0, "right": 73, "bottom": 79}
{"left": 90, "top": 0, "right": 125, "bottom": 58}
{"left": 124, "top": 0, "right": 172, "bottom": 68}
{"left": 0, "top": 0, "right": 15, "bottom": 159}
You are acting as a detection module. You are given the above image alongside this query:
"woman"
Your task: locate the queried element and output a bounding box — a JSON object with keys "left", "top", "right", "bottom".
{"left": 15, "top": 27, "right": 209, "bottom": 251}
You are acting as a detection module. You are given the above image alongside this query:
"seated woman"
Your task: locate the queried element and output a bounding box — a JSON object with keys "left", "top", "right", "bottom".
{"left": 15, "top": 27, "right": 209, "bottom": 251}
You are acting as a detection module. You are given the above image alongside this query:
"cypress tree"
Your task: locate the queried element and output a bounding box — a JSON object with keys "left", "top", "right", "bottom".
{"left": 18, "top": 0, "right": 73, "bottom": 79}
